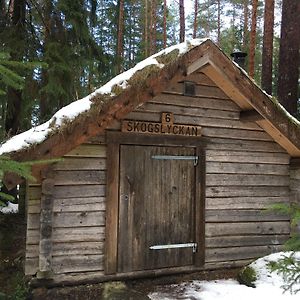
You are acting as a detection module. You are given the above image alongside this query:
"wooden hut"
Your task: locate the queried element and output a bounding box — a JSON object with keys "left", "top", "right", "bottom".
{"left": 1, "top": 39, "right": 300, "bottom": 287}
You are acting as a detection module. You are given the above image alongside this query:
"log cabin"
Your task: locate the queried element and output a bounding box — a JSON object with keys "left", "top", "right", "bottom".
{"left": 1, "top": 39, "right": 300, "bottom": 287}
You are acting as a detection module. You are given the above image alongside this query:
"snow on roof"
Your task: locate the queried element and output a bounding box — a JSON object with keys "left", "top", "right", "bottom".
{"left": 0, "top": 38, "right": 208, "bottom": 156}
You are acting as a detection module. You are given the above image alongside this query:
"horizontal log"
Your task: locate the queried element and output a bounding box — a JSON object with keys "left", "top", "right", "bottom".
{"left": 26, "top": 241, "right": 104, "bottom": 258}
{"left": 153, "top": 93, "right": 239, "bottom": 111}
{"left": 203, "top": 127, "right": 272, "bottom": 141}
{"left": 28, "top": 211, "right": 105, "bottom": 229}
{"left": 54, "top": 170, "right": 106, "bottom": 185}
{"left": 206, "top": 186, "right": 290, "bottom": 198}
{"left": 52, "top": 254, "right": 104, "bottom": 274}
{"left": 206, "top": 162, "right": 289, "bottom": 175}
{"left": 136, "top": 102, "right": 240, "bottom": 120}
{"left": 206, "top": 221, "right": 290, "bottom": 237}
{"left": 53, "top": 185, "right": 105, "bottom": 198}
{"left": 206, "top": 196, "right": 289, "bottom": 210}
{"left": 206, "top": 174, "right": 289, "bottom": 187}
{"left": 205, "top": 137, "right": 286, "bottom": 153}
{"left": 64, "top": 144, "right": 106, "bottom": 158}
{"left": 204, "top": 259, "right": 254, "bottom": 270}
{"left": 206, "top": 150, "right": 290, "bottom": 164}
{"left": 53, "top": 211, "right": 105, "bottom": 228}
{"left": 164, "top": 83, "right": 230, "bottom": 99}
{"left": 53, "top": 197, "right": 106, "bottom": 212}
{"left": 27, "top": 197, "right": 106, "bottom": 214}
{"left": 206, "top": 234, "right": 290, "bottom": 248}
{"left": 205, "top": 209, "right": 290, "bottom": 222}
{"left": 53, "top": 158, "right": 106, "bottom": 171}
{"left": 206, "top": 245, "right": 283, "bottom": 262}
{"left": 27, "top": 226, "right": 105, "bottom": 244}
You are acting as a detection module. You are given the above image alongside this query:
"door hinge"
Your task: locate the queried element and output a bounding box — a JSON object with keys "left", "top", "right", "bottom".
{"left": 149, "top": 243, "right": 197, "bottom": 253}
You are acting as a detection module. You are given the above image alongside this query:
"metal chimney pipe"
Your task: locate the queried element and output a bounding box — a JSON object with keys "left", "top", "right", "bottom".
{"left": 230, "top": 50, "right": 247, "bottom": 69}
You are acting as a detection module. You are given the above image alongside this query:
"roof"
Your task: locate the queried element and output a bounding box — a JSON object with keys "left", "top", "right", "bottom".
{"left": 1, "top": 39, "right": 300, "bottom": 187}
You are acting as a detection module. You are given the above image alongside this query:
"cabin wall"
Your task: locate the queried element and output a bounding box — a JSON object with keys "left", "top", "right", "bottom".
{"left": 25, "top": 71, "right": 291, "bottom": 280}
{"left": 25, "top": 139, "right": 107, "bottom": 276}
{"left": 127, "top": 72, "right": 290, "bottom": 269}
{"left": 290, "top": 162, "right": 300, "bottom": 234}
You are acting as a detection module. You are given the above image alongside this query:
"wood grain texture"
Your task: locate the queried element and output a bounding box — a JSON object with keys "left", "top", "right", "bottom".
{"left": 118, "top": 145, "right": 196, "bottom": 272}
{"left": 206, "top": 221, "right": 290, "bottom": 237}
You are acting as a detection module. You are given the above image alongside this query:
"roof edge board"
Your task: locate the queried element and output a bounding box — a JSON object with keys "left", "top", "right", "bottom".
{"left": 199, "top": 43, "right": 300, "bottom": 157}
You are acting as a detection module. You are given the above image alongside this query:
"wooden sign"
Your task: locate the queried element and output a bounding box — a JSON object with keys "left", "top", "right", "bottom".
{"left": 122, "top": 112, "right": 201, "bottom": 137}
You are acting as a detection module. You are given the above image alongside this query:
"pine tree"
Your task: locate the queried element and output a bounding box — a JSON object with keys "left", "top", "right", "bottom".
{"left": 261, "top": 0, "right": 274, "bottom": 95}
{"left": 277, "top": 0, "right": 300, "bottom": 117}
{"left": 179, "top": 0, "right": 185, "bottom": 42}
{"left": 249, "top": 0, "right": 258, "bottom": 78}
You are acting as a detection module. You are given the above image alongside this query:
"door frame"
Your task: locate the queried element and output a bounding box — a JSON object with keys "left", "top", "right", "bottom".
{"left": 104, "top": 131, "right": 206, "bottom": 275}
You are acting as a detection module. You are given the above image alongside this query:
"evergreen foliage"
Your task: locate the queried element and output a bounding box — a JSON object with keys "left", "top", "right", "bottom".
{"left": 269, "top": 202, "right": 300, "bottom": 293}
{"left": 268, "top": 254, "right": 300, "bottom": 294}
{"left": 0, "top": 155, "right": 35, "bottom": 205}
{"left": 237, "top": 265, "right": 257, "bottom": 288}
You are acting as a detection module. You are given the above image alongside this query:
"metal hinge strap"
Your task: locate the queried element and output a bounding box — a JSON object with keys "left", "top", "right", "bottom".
{"left": 149, "top": 243, "right": 197, "bottom": 253}
{"left": 151, "top": 155, "right": 198, "bottom": 166}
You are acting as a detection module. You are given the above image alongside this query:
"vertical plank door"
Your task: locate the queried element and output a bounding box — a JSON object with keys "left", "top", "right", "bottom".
{"left": 118, "top": 145, "right": 197, "bottom": 272}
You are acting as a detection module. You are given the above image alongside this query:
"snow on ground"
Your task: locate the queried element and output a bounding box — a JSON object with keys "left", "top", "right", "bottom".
{"left": 149, "top": 252, "right": 300, "bottom": 300}
{"left": 0, "top": 202, "right": 18, "bottom": 214}
{"left": 0, "top": 38, "right": 207, "bottom": 156}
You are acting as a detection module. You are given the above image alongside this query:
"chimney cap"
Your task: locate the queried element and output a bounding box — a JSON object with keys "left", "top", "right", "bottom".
{"left": 230, "top": 50, "right": 247, "bottom": 58}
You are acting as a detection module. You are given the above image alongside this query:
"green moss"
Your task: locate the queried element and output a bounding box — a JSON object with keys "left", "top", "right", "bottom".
{"left": 111, "top": 84, "right": 124, "bottom": 96}
{"left": 102, "top": 282, "right": 127, "bottom": 299}
{"left": 155, "top": 49, "right": 180, "bottom": 65}
{"left": 237, "top": 266, "right": 257, "bottom": 288}
{"left": 128, "top": 64, "right": 161, "bottom": 88}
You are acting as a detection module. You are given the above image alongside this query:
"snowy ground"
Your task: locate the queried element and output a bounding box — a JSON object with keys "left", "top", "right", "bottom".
{"left": 149, "top": 252, "right": 300, "bottom": 300}
{"left": 0, "top": 201, "right": 18, "bottom": 214}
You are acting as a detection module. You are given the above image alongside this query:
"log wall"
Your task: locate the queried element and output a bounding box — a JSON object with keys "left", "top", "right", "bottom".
{"left": 25, "top": 138, "right": 106, "bottom": 276}
{"left": 25, "top": 71, "right": 291, "bottom": 279}
{"left": 290, "top": 160, "right": 300, "bottom": 235}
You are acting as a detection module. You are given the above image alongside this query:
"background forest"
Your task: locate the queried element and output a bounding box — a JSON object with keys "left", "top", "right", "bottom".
{"left": 0, "top": 0, "right": 299, "bottom": 141}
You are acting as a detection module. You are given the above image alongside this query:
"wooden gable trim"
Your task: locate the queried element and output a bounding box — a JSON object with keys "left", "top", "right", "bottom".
{"left": 197, "top": 42, "right": 300, "bottom": 157}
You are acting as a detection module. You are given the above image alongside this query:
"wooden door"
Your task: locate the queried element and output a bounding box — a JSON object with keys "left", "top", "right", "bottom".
{"left": 118, "top": 145, "right": 197, "bottom": 273}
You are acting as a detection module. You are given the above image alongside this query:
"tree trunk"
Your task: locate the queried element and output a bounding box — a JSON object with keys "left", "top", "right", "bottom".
{"left": 116, "top": 0, "right": 124, "bottom": 73}
{"left": 217, "top": 0, "right": 221, "bottom": 44}
{"left": 277, "top": 0, "right": 300, "bottom": 116}
{"left": 144, "top": 0, "right": 149, "bottom": 57}
{"left": 179, "top": 0, "right": 185, "bottom": 42}
{"left": 248, "top": 0, "right": 258, "bottom": 78}
{"left": 193, "top": 0, "right": 198, "bottom": 39}
{"left": 40, "top": 0, "right": 52, "bottom": 122}
{"left": 163, "top": 0, "right": 167, "bottom": 48}
{"left": 243, "top": 0, "right": 249, "bottom": 51}
{"left": 150, "top": 0, "right": 157, "bottom": 55}
{"left": 261, "top": 0, "right": 274, "bottom": 95}
{"left": 5, "top": 0, "right": 26, "bottom": 135}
